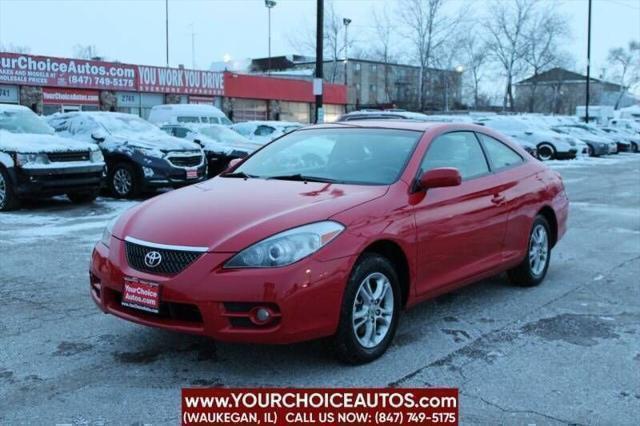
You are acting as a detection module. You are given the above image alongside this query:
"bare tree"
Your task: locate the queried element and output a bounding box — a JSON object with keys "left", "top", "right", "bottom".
{"left": 369, "top": 6, "right": 399, "bottom": 103}
{"left": 485, "top": 0, "right": 536, "bottom": 111}
{"left": 0, "top": 43, "right": 30, "bottom": 54}
{"left": 607, "top": 40, "right": 640, "bottom": 109}
{"left": 285, "top": 1, "right": 355, "bottom": 83}
{"left": 522, "top": 7, "right": 570, "bottom": 112}
{"left": 398, "top": 0, "right": 462, "bottom": 111}
{"left": 72, "top": 44, "right": 98, "bottom": 60}
{"left": 459, "top": 29, "right": 490, "bottom": 109}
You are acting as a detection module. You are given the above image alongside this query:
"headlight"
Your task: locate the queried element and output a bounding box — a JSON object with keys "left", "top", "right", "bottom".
{"left": 15, "top": 153, "right": 49, "bottom": 166}
{"left": 100, "top": 217, "right": 117, "bottom": 248}
{"left": 90, "top": 149, "right": 104, "bottom": 163}
{"left": 225, "top": 221, "right": 345, "bottom": 268}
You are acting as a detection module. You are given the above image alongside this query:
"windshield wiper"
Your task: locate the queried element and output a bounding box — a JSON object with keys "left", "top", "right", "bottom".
{"left": 220, "top": 171, "right": 257, "bottom": 179}
{"left": 267, "top": 174, "right": 338, "bottom": 183}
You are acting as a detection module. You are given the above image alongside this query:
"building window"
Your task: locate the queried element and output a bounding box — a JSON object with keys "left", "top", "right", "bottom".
{"left": 355, "top": 63, "right": 361, "bottom": 72}
{"left": 371, "top": 64, "right": 377, "bottom": 73}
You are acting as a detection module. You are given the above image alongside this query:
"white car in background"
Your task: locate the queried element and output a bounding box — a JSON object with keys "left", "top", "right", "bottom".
{"left": 231, "top": 121, "right": 303, "bottom": 145}
{"left": 148, "top": 104, "right": 232, "bottom": 126}
{"left": 476, "top": 116, "right": 577, "bottom": 161}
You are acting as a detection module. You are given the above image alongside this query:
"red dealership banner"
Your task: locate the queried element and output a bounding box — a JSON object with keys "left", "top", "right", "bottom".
{"left": 42, "top": 87, "right": 100, "bottom": 105}
{"left": 0, "top": 52, "right": 136, "bottom": 91}
{"left": 182, "top": 388, "right": 458, "bottom": 425}
{"left": 137, "top": 65, "right": 224, "bottom": 96}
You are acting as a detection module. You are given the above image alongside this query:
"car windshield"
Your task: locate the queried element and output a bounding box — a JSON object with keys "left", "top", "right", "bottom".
{"left": 230, "top": 128, "right": 421, "bottom": 185}
{"left": 0, "top": 109, "right": 54, "bottom": 135}
{"left": 200, "top": 125, "right": 249, "bottom": 143}
{"left": 94, "top": 114, "right": 165, "bottom": 136}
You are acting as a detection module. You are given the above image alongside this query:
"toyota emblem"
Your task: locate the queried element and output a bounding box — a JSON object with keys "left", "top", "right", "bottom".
{"left": 144, "top": 251, "right": 162, "bottom": 268}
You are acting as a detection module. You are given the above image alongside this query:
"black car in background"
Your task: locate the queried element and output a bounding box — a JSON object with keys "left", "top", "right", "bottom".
{"left": 160, "top": 123, "right": 261, "bottom": 177}
{"left": 47, "top": 112, "right": 206, "bottom": 198}
{"left": 0, "top": 105, "right": 105, "bottom": 211}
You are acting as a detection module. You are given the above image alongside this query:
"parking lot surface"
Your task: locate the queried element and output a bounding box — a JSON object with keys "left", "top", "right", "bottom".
{"left": 1, "top": 155, "right": 639, "bottom": 425}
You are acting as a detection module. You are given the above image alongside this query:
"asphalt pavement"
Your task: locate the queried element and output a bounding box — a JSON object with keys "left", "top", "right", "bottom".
{"left": 1, "top": 154, "right": 639, "bottom": 425}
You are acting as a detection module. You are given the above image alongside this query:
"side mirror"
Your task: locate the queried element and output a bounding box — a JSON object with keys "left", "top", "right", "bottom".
{"left": 91, "top": 129, "right": 107, "bottom": 142}
{"left": 524, "top": 131, "right": 533, "bottom": 135}
{"left": 224, "top": 158, "right": 243, "bottom": 173}
{"left": 193, "top": 138, "right": 203, "bottom": 146}
{"left": 416, "top": 168, "right": 461, "bottom": 191}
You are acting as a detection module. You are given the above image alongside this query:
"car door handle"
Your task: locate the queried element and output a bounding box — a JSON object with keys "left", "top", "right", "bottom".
{"left": 491, "top": 194, "right": 506, "bottom": 204}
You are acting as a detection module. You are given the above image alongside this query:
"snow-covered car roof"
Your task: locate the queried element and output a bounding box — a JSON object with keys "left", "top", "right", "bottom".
{"left": 233, "top": 121, "right": 303, "bottom": 128}
{"left": 0, "top": 104, "right": 32, "bottom": 113}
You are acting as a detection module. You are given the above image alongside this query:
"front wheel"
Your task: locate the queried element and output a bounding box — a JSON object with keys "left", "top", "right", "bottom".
{"left": 507, "top": 215, "right": 551, "bottom": 287}
{"left": 537, "top": 143, "right": 556, "bottom": 161}
{"left": 333, "top": 253, "right": 401, "bottom": 364}
{"left": 0, "top": 167, "right": 20, "bottom": 211}
{"left": 108, "top": 163, "right": 141, "bottom": 199}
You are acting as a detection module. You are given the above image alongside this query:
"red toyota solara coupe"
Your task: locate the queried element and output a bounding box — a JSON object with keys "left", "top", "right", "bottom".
{"left": 90, "top": 121, "right": 568, "bottom": 363}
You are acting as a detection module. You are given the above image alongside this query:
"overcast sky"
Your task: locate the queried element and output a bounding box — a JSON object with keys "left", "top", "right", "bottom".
{"left": 1, "top": 0, "right": 638, "bottom": 89}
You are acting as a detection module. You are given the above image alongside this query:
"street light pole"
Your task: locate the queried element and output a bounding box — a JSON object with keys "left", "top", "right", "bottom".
{"left": 165, "top": 0, "right": 169, "bottom": 66}
{"left": 315, "top": 0, "right": 324, "bottom": 123}
{"left": 343, "top": 18, "right": 351, "bottom": 86}
{"left": 265, "top": 0, "right": 276, "bottom": 75}
{"left": 585, "top": 0, "right": 592, "bottom": 123}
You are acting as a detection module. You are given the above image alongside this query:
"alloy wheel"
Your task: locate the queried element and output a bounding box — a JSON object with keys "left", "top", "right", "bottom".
{"left": 352, "top": 272, "right": 394, "bottom": 348}
{"left": 113, "top": 168, "right": 133, "bottom": 196}
{"left": 529, "top": 224, "right": 549, "bottom": 277}
{"left": 538, "top": 145, "right": 554, "bottom": 161}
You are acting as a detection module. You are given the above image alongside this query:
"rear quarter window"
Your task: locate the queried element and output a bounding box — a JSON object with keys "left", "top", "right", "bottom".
{"left": 477, "top": 133, "right": 524, "bottom": 170}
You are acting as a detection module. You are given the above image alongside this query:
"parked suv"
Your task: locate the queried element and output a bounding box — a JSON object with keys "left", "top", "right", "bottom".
{"left": 0, "top": 105, "right": 105, "bottom": 211}
{"left": 47, "top": 112, "right": 206, "bottom": 198}
{"left": 160, "top": 123, "right": 261, "bottom": 177}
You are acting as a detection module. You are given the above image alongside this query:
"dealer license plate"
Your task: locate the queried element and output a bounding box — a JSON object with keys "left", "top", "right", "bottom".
{"left": 186, "top": 168, "right": 198, "bottom": 179}
{"left": 122, "top": 277, "right": 160, "bottom": 314}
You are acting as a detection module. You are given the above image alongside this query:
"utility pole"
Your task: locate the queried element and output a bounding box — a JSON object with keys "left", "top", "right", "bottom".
{"left": 265, "top": 0, "right": 277, "bottom": 75}
{"left": 585, "top": 0, "right": 592, "bottom": 123}
{"left": 190, "top": 23, "right": 196, "bottom": 69}
{"left": 314, "top": 0, "right": 324, "bottom": 123}
{"left": 343, "top": 18, "right": 351, "bottom": 86}
{"left": 165, "top": 0, "right": 169, "bottom": 67}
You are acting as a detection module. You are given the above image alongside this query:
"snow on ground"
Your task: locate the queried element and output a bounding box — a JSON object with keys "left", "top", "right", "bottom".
{"left": 0, "top": 198, "right": 137, "bottom": 245}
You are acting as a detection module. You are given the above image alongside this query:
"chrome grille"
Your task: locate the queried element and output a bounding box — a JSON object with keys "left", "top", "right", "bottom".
{"left": 48, "top": 151, "right": 90, "bottom": 162}
{"left": 167, "top": 155, "right": 202, "bottom": 168}
{"left": 125, "top": 239, "right": 204, "bottom": 275}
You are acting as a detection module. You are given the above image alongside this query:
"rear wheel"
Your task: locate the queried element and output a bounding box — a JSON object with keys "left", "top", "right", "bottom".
{"left": 587, "top": 144, "right": 595, "bottom": 157}
{"left": 0, "top": 167, "right": 20, "bottom": 211}
{"left": 537, "top": 143, "right": 556, "bottom": 161}
{"left": 334, "top": 253, "right": 401, "bottom": 364}
{"left": 631, "top": 143, "right": 638, "bottom": 153}
{"left": 507, "top": 215, "right": 551, "bottom": 287}
{"left": 67, "top": 189, "right": 99, "bottom": 204}
{"left": 108, "top": 163, "right": 141, "bottom": 198}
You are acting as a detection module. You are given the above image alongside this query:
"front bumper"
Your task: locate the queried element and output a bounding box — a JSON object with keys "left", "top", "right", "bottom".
{"left": 90, "top": 238, "right": 352, "bottom": 344}
{"left": 140, "top": 162, "right": 207, "bottom": 188}
{"left": 12, "top": 164, "right": 105, "bottom": 196}
{"left": 555, "top": 149, "right": 577, "bottom": 160}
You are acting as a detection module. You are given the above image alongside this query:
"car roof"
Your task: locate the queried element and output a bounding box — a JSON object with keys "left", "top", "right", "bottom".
{"left": 0, "top": 104, "right": 31, "bottom": 112}
{"left": 233, "top": 121, "right": 302, "bottom": 127}
{"left": 313, "top": 120, "right": 484, "bottom": 133}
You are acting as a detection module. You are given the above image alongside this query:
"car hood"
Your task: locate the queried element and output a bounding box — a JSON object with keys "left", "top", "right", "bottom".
{"left": 198, "top": 136, "right": 261, "bottom": 155}
{"left": 105, "top": 132, "right": 201, "bottom": 151}
{"left": 0, "top": 130, "right": 98, "bottom": 153}
{"left": 114, "top": 178, "right": 388, "bottom": 252}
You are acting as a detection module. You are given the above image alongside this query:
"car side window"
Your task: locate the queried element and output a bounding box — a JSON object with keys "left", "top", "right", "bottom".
{"left": 477, "top": 133, "right": 524, "bottom": 170}
{"left": 173, "top": 127, "right": 189, "bottom": 138}
{"left": 68, "top": 116, "right": 97, "bottom": 135}
{"left": 420, "top": 131, "right": 489, "bottom": 180}
{"left": 255, "top": 125, "right": 275, "bottom": 136}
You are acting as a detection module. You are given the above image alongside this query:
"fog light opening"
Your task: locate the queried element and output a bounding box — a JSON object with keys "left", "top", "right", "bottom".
{"left": 250, "top": 306, "right": 274, "bottom": 325}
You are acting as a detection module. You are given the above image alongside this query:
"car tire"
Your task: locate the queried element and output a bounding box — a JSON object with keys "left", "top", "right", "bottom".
{"left": 631, "top": 143, "right": 638, "bottom": 153}
{"left": 0, "top": 166, "right": 20, "bottom": 211}
{"left": 507, "top": 215, "right": 551, "bottom": 287}
{"left": 333, "top": 253, "right": 401, "bottom": 364}
{"left": 587, "top": 144, "right": 595, "bottom": 157}
{"left": 537, "top": 143, "right": 556, "bottom": 161}
{"left": 67, "top": 189, "right": 99, "bottom": 204}
{"left": 108, "top": 163, "right": 141, "bottom": 199}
